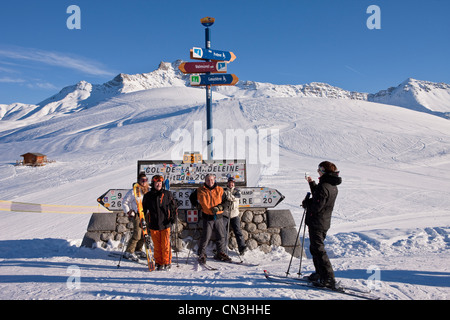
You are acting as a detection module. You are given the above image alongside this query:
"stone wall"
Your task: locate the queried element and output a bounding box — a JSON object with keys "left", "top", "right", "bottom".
{"left": 80, "top": 211, "right": 131, "bottom": 248}
{"left": 81, "top": 208, "right": 305, "bottom": 258}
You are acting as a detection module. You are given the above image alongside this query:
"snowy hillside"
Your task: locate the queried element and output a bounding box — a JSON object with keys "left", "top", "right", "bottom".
{"left": 0, "top": 63, "right": 449, "bottom": 301}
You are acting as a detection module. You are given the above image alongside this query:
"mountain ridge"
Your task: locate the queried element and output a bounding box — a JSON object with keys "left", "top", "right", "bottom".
{"left": 1, "top": 60, "right": 449, "bottom": 121}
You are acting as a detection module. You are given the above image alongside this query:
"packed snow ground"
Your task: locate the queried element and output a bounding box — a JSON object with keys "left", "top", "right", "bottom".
{"left": 0, "top": 86, "right": 449, "bottom": 301}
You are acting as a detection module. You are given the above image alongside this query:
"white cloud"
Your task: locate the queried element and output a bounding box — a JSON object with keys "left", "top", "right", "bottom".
{"left": 0, "top": 77, "right": 26, "bottom": 83}
{"left": 0, "top": 46, "right": 115, "bottom": 77}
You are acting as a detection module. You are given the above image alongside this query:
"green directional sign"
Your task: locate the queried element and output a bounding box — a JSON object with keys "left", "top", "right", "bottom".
{"left": 190, "top": 74, "right": 239, "bottom": 86}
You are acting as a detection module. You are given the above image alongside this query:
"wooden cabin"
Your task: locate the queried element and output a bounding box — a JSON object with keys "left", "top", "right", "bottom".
{"left": 20, "top": 153, "right": 47, "bottom": 166}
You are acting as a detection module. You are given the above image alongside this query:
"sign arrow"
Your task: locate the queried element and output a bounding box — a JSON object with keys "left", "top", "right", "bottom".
{"left": 97, "top": 189, "right": 129, "bottom": 211}
{"left": 190, "top": 74, "right": 239, "bottom": 86}
{"left": 191, "top": 47, "right": 236, "bottom": 62}
{"left": 172, "top": 187, "right": 285, "bottom": 209}
{"left": 178, "top": 61, "right": 227, "bottom": 74}
{"left": 238, "top": 187, "right": 285, "bottom": 208}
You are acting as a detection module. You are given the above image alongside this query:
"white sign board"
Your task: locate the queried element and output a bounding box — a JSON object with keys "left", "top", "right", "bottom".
{"left": 171, "top": 187, "right": 284, "bottom": 209}
{"left": 137, "top": 160, "right": 246, "bottom": 187}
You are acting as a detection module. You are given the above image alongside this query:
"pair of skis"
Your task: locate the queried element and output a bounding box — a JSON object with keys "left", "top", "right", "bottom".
{"left": 197, "top": 256, "right": 259, "bottom": 271}
{"left": 133, "top": 182, "right": 156, "bottom": 272}
{"left": 264, "top": 270, "right": 380, "bottom": 300}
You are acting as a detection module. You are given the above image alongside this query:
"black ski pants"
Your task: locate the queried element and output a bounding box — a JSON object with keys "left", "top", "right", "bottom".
{"left": 308, "top": 227, "right": 335, "bottom": 281}
{"left": 197, "top": 214, "right": 226, "bottom": 256}
{"left": 224, "top": 216, "right": 246, "bottom": 252}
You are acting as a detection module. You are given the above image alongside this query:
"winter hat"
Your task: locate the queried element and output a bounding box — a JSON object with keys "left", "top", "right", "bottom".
{"left": 319, "top": 161, "right": 339, "bottom": 174}
{"left": 138, "top": 171, "right": 147, "bottom": 181}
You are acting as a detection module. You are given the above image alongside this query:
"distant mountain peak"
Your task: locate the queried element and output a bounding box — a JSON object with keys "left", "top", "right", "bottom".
{"left": 368, "top": 78, "right": 450, "bottom": 117}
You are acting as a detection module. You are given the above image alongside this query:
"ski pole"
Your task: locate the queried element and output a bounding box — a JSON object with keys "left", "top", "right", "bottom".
{"left": 297, "top": 192, "right": 311, "bottom": 276}
{"left": 285, "top": 207, "right": 305, "bottom": 276}
{"left": 297, "top": 215, "right": 308, "bottom": 276}
{"left": 117, "top": 230, "right": 131, "bottom": 269}
{"left": 174, "top": 215, "right": 179, "bottom": 267}
{"left": 225, "top": 215, "right": 231, "bottom": 256}
{"left": 285, "top": 192, "right": 310, "bottom": 277}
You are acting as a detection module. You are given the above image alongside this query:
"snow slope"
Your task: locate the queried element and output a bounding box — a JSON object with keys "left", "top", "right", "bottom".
{"left": 0, "top": 70, "right": 449, "bottom": 302}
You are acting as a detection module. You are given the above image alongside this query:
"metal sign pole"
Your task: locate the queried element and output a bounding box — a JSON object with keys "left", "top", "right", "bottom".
{"left": 204, "top": 24, "right": 213, "bottom": 160}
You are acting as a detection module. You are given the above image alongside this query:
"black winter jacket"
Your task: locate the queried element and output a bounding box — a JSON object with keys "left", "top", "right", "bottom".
{"left": 142, "top": 188, "right": 178, "bottom": 231}
{"left": 305, "top": 173, "right": 342, "bottom": 231}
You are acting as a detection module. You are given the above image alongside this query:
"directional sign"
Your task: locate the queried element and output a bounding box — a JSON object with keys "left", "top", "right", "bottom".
{"left": 191, "top": 47, "right": 236, "bottom": 62}
{"left": 190, "top": 74, "right": 239, "bottom": 86}
{"left": 172, "top": 187, "right": 284, "bottom": 209}
{"left": 238, "top": 187, "right": 285, "bottom": 208}
{"left": 178, "top": 61, "right": 227, "bottom": 74}
{"left": 97, "top": 189, "right": 129, "bottom": 211}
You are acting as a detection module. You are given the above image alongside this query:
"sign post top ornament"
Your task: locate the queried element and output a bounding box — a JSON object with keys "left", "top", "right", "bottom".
{"left": 200, "top": 17, "right": 215, "bottom": 27}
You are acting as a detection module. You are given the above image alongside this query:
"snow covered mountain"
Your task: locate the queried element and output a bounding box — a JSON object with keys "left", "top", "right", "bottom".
{"left": 368, "top": 78, "right": 450, "bottom": 118}
{"left": 0, "top": 61, "right": 188, "bottom": 121}
{"left": 1, "top": 60, "right": 449, "bottom": 121}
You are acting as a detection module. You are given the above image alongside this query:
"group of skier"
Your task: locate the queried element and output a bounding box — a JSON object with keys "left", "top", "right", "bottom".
{"left": 120, "top": 160, "right": 342, "bottom": 290}
{"left": 121, "top": 171, "right": 248, "bottom": 271}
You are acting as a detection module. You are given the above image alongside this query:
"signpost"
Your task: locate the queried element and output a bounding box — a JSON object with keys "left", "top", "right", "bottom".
{"left": 179, "top": 61, "right": 227, "bottom": 74}
{"left": 190, "top": 74, "right": 239, "bottom": 86}
{"left": 137, "top": 159, "right": 247, "bottom": 187}
{"left": 190, "top": 47, "right": 236, "bottom": 62}
{"left": 178, "top": 17, "right": 238, "bottom": 160}
{"left": 97, "top": 186, "right": 285, "bottom": 211}
{"left": 172, "top": 187, "right": 285, "bottom": 210}
{"left": 97, "top": 189, "right": 128, "bottom": 211}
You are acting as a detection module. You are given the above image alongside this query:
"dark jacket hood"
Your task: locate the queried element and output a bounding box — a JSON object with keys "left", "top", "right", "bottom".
{"left": 319, "top": 173, "right": 342, "bottom": 186}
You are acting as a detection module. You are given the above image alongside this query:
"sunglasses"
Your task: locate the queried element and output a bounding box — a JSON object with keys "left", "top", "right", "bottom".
{"left": 140, "top": 178, "right": 148, "bottom": 182}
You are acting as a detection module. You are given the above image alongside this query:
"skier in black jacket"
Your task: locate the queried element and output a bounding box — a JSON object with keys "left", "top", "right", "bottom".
{"left": 142, "top": 175, "right": 178, "bottom": 270}
{"left": 303, "top": 161, "right": 342, "bottom": 289}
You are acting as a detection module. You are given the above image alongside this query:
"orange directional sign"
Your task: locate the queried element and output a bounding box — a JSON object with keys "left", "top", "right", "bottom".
{"left": 178, "top": 61, "right": 227, "bottom": 74}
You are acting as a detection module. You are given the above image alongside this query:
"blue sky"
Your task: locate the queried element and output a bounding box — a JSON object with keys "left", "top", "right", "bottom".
{"left": 0, "top": 0, "right": 449, "bottom": 105}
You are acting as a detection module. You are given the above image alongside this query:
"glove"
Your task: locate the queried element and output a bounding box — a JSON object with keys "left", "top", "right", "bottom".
{"left": 212, "top": 204, "right": 224, "bottom": 213}
{"left": 301, "top": 192, "right": 311, "bottom": 209}
{"left": 127, "top": 210, "right": 136, "bottom": 218}
{"left": 139, "top": 218, "right": 147, "bottom": 229}
{"left": 302, "top": 199, "right": 309, "bottom": 209}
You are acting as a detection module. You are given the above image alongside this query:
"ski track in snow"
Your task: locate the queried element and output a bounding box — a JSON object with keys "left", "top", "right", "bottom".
{"left": 0, "top": 87, "right": 449, "bottom": 300}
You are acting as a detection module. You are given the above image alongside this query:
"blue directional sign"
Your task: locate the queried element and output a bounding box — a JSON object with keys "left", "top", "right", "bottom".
{"left": 191, "top": 47, "right": 236, "bottom": 62}
{"left": 190, "top": 74, "right": 239, "bottom": 86}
